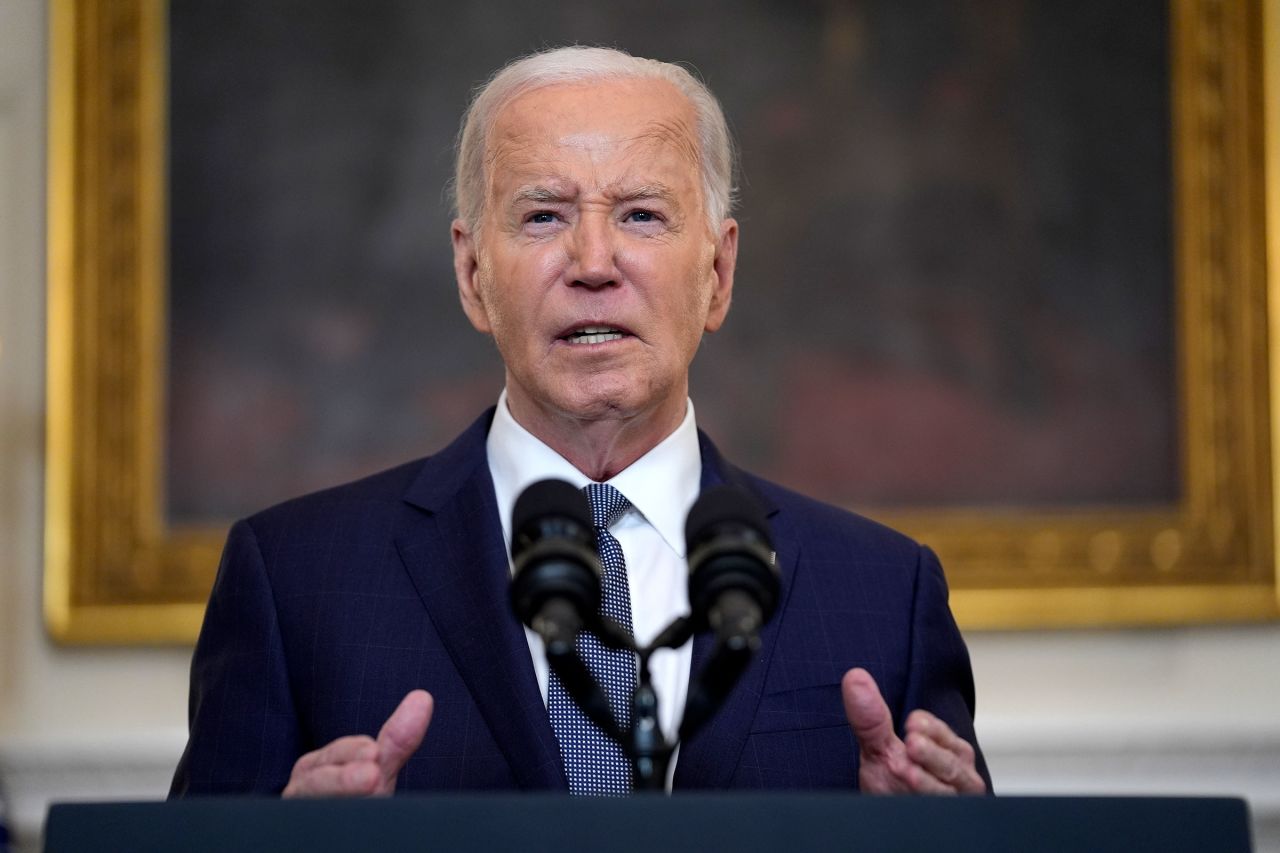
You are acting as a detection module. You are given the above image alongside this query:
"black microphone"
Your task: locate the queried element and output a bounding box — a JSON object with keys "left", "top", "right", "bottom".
{"left": 685, "top": 485, "right": 780, "bottom": 650}
{"left": 508, "top": 479, "right": 625, "bottom": 740}
{"left": 679, "top": 484, "right": 780, "bottom": 742}
{"left": 509, "top": 479, "right": 601, "bottom": 655}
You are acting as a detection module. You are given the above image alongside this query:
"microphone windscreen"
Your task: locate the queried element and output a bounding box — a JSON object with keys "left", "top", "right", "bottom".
{"left": 513, "top": 479, "right": 591, "bottom": 540}
{"left": 685, "top": 485, "right": 771, "bottom": 551}
{"left": 509, "top": 479, "right": 599, "bottom": 628}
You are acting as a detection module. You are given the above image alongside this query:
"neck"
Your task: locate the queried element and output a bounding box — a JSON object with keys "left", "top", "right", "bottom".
{"left": 505, "top": 391, "right": 687, "bottom": 482}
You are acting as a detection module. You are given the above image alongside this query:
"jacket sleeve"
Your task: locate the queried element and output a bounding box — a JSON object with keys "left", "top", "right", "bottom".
{"left": 900, "top": 545, "right": 993, "bottom": 792}
{"left": 169, "top": 519, "right": 301, "bottom": 796}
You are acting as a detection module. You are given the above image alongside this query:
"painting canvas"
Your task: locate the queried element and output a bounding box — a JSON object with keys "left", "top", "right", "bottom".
{"left": 164, "top": 0, "right": 1175, "bottom": 523}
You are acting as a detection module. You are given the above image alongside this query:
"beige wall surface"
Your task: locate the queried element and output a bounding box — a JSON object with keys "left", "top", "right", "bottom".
{"left": 1, "top": 0, "right": 1277, "bottom": 850}
{"left": 0, "top": 3, "right": 192, "bottom": 845}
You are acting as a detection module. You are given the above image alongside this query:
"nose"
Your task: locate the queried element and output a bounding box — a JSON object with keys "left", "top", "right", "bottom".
{"left": 567, "top": 214, "right": 618, "bottom": 289}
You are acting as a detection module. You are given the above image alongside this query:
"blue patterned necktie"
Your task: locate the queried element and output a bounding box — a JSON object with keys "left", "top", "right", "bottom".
{"left": 548, "top": 483, "right": 637, "bottom": 795}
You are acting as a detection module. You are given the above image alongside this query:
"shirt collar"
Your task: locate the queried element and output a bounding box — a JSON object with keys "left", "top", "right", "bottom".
{"left": 486, "top": 389, "right": 702, "bottom": 557}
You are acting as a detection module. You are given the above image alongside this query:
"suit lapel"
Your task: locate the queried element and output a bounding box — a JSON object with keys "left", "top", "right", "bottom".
{"left": 672, "top": 433, "right": 802, "bottom": 789}
{"left": 395, "top": 411, "right": 567, "bottom": 790}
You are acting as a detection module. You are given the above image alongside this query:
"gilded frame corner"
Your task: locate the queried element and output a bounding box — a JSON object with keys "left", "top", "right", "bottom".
{"left": 45, "top": 0, "right": 1280, "bottom": 644}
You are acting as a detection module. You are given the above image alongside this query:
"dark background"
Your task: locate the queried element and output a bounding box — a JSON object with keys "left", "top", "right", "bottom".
{"left": 166, "top": 0, "right": 1175, "bottom": 523}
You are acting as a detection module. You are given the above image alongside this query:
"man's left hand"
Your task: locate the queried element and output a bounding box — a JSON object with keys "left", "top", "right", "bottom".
{"left": 842, "top": 667, "right": 986, "bottom": 795}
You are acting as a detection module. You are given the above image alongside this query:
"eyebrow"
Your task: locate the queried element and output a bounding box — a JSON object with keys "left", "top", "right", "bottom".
{"left": 613, "top": 183, "right": 678, "bottom": 205}
{"left": 510, "top": 185, "right": 574, "bottom": 206}
{"left": 509, "top": 183, "right": 679, "bottom": 207}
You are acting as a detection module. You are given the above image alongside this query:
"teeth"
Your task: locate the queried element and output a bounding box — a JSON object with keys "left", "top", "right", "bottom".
{"left": 566, "top": 326, "right": 624, "bottom": 345}
{"left": 570, "top": 332, "right": 623, "bottom": 345}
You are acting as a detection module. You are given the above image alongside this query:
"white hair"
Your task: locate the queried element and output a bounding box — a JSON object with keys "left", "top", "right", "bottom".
{"left": 452, "top": 45, "right": 736, "bottom": 232}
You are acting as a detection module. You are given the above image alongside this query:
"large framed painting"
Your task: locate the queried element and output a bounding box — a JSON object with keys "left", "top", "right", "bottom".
{"left": 46, "top": 0, "right": 1279, "bottom": 642}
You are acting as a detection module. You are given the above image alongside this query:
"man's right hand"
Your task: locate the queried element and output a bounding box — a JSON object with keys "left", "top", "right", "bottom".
{"left": 282, "top": 689, "right": 434, "bottom": 797}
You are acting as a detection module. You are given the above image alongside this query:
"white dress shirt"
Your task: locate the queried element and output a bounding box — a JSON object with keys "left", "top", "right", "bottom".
{"left": 486, "top": 390, "right": 699, "bottom": 754}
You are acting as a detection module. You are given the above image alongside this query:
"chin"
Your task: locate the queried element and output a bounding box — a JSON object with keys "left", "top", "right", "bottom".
{"left": 553, "top": 378, "right": 651, "bottom": 422}
{"left": 557, "top": 392, "right": 638, "bottom": 422}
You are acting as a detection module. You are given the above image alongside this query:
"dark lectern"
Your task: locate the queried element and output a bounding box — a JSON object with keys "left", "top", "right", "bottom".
{"left": 44, "top": 794, "right": 1253, "bottom": 853}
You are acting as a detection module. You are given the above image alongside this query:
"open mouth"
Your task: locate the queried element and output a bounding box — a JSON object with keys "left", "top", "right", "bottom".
{"left": 560, "top": 325, "right": 628, "bottom": 345}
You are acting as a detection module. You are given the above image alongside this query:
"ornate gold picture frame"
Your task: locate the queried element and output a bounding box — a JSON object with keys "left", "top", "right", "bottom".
{"left": 46, "top": 0, "right": 1279, "bottom": 643}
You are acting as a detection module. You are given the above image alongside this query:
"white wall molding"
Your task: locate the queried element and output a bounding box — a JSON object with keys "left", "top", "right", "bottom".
{"left": 982, "top": 716, "right": 1280, "bottom": 796}
{"left": 0, "top": 730, "right": 187, "bottom": 850}
{"left": 983, "top": 719, "right": 1280, "bottom": 853}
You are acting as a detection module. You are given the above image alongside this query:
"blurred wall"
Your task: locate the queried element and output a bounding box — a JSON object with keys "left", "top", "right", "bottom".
{"left": 0, "top": 1, "right": 1276, "bottom": 851}
{"left": 0, "top": 2, "right": 192, "bottom": 847}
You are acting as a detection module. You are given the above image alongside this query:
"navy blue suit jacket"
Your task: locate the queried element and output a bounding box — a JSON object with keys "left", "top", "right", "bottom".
{"left": 171, "top": 409, "right": 989, "bottom": 795}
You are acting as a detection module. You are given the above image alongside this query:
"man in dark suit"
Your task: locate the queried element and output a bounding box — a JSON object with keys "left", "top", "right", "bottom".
{"left": 171, "top": 46, "right": 989, "bottom": 798}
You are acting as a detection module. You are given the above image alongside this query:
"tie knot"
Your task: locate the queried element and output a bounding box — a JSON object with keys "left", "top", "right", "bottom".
{"left": 582, "top": 483, "right": 630, "bottom": 530}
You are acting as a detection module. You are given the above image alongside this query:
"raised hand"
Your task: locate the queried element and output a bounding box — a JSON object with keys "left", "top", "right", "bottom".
{"left": 282, "top": 689, "right": 434, "bottom": 797}
{"left": 842, "top": 668, "right": 985, "bottom": 795}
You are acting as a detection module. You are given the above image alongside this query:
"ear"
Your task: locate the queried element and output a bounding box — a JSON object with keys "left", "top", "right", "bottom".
{"left": 703, "top": 218, "right": 738, "bottom": 333}
{"left": 452, "top": 218, "right": 492, "bottom": 334}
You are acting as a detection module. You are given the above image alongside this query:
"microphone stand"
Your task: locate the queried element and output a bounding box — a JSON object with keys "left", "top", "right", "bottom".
{"left": 549, "top": 612, "right": 750, "bottom": 792}
{"left": 629, "top": 653, "right": 666, "bottom": 790}
{"left": 626, "top": 616, "right": 693, "bottom": 790}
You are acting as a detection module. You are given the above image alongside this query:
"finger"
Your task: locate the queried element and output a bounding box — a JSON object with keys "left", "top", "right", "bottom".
{"left": 904, "top": 759, "right": 958, "bottom": 795}
{"left": 291, "top": 735, "right": 377, "bottom": 774}
{"left": 841, "top": 668, "right": 899, "bottom": 758}
{"left": 283, "top": 759, "right": 381, "bottom": 798}
{"left": 955, "top": 768, "right": 987, "bottom": 794}
{"left": 905, "top": 730, "right": 985, "bottom": 794}
{"left": 905, "top": 731, "right": 964, "bottom": 791}
{"left": 375, "top": 689, "right": 434, "bottom": 783}
{"left": 906, "top": 710, "right": 977, "bottom": 762}
{"left": 905, "top": 713, "right": 985, "bottom": 794}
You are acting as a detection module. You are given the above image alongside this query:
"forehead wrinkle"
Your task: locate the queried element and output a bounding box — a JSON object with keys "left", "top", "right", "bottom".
{"left": 484, "top": 131, "right": 554, "bottom": 198}
{"left": 485, "top": 131, "right": 536, "bottom": 170}
{"left": 484, "top": 97, "right": 700, "bottom": 211}
{"left": 625, "top": 117, "right": 700, "bottom": 168}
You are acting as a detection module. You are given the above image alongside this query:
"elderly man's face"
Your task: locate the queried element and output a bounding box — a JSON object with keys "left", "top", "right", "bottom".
{"left": 453, "top": 78, "right": 737, "bottom": 434}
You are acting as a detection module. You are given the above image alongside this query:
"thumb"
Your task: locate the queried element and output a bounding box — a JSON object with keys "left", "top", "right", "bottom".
{"left": 375, "top": 689, "right": 434, "bottom": 783}
{"left": 842, "top": 668, "right": 899, "bottom": 757}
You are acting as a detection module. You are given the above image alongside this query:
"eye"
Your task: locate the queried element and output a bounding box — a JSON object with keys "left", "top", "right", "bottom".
{"left": 527, "top": 211, "right": 558, "bottom": 224}
{"left": 625, "top": 209, "right": 660, "bottom": 223}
